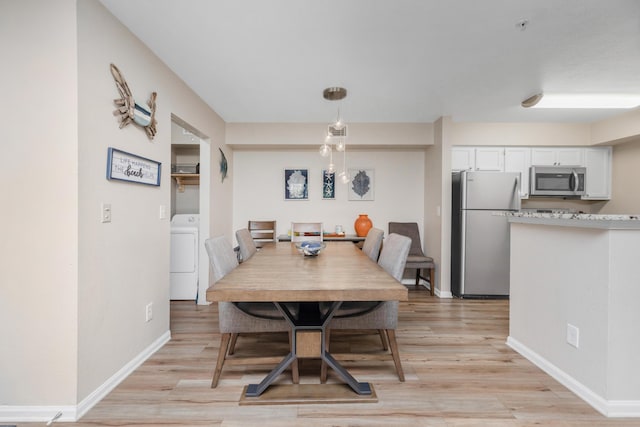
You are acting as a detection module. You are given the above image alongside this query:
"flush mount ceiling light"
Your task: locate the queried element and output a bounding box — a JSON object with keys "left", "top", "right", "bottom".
{"left": 522, "top": 93, "right": 640, "bottom": 109}
{"left": 319, "top": 87, "right": 350, "bottom": 184}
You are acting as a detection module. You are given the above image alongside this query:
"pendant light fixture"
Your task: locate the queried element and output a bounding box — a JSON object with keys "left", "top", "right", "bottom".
{"left": 320, "top": 87, "right": 350, "bottom": 184}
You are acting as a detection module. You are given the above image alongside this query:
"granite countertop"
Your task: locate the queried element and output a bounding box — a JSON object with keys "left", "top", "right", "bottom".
{"left": 501, "top": 211, "right": 640, "bottom": 230}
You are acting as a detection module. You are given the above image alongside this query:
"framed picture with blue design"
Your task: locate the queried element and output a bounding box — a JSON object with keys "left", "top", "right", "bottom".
{"left": 322, "top": 169, "right": 335, "bottom": 199}
{"left": 348, "top": 168, "right": 374, "bottom": 201}
{"left": 284, "top": 168, "right": 308, "bottom": 200}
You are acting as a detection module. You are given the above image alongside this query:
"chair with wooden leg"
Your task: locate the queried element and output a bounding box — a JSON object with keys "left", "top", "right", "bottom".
{"left": 321, "top": 233, "right": 411, "bottom": 383}
{"left": 225, "top": 228, "right": 261, "bottom": 355}
{"left": 389, "top": 222, "right": 436, "bottom": 295}
{"left": 358, "top": 227, "right": 387, "bottom": 348}
{"left": 204, "top": 236, "right": 298, "bottom": 387}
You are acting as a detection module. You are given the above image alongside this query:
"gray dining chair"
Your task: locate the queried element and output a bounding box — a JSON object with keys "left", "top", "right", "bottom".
{"left": 235, "top": 228, "right": 257, "bottom": 263}
{"left": 361, "top": 227, "right": 384, "bottom": 262}
{"left": 321, "top": 232, "right": 411, "bottom": 382}
{"left": 389, "top": 222, "right": 436, "bottom": 295}
{"left": 205, "top": 236, "right": 298, "bottom": 387}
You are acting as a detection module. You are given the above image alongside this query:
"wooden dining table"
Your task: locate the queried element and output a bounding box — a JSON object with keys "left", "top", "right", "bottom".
{"left": 206, "top": 241, "right": 408, "bottom": 398}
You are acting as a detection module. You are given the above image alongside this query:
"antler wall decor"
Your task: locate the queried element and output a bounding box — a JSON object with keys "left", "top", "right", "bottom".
{"left": 110, "top": 63, "right": 158, "bottom": 140}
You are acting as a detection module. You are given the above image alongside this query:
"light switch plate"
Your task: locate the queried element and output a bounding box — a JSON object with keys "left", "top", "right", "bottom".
{"left": 101, "top": 203, "right": 112, "bottom": 223}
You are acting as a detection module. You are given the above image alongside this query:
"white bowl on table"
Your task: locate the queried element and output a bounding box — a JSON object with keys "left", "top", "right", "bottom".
{"left": 295, "top": 241, "right": 326, "bottom": 256}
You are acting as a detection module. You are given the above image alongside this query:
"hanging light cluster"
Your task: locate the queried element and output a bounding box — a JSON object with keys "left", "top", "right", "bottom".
{"left": 319, "top": 87, "right": 350, "bottom": 184}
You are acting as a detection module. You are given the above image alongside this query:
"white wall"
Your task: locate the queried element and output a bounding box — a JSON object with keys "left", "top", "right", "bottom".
{"left": 227, "top": 122, "right": 433, "bottom": 148}
{"left": 591, "top": 108, "right": 640, "bottom": 145}
{"left": 424, "top": 118, "right": 447, "bottom": 296}
{"left": 509, "top": 222, "right": 640, "bottom": 415}
{"left": 0, "top": 0, "right": 231, "bottom": 419}
{"left": 600, "top": 138, "right": 640, "bottom": 214}
{"left": 510, "top": 224, "right": 609, "bottom": 397}
{"left": 451, "top": 122, "right": 591, "bottom": 146}
{"left": 233, "top": 149, "right": 425, "bottom": 242}
{"left": 0, "top": 0, "right": 79, "bottom": 406}
{"left": 76, "top": 0, "right": 230, "bottom": 405}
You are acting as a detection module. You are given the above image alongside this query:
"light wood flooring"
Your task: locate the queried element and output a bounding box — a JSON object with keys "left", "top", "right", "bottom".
{"left": 25, "top": 288, "right": 640, "bottom": 426}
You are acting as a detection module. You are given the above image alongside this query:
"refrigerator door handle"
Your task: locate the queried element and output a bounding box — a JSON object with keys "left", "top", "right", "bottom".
{"left": 460, "top": 209, "right": 467, "bottom": 294}
{"left": 513, "top": 176, "right": 522, "bottom": 210}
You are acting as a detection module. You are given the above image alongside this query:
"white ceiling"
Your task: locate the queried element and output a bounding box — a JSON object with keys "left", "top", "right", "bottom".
{"left": 100, "top": 0, "right": 640, "bottom": 124}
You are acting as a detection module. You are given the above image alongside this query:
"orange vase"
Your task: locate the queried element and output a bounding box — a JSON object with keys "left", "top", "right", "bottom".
{"left": 354, "top": 214, "right": 373, "bottom": 237}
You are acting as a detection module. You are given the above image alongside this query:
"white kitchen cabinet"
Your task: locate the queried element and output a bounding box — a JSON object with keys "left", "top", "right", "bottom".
{"left": 583, "top": 147, "right": 612, "bottom": 200}
{"left": 531, "top": 147, "right": 584, "bottom": 166}
{"left": 504, "top": 148, "right": 531, "bottom": 198}
{"left": 475, "top": 147, "right": 504, "bottom": 171}
{"left": 452, "top": 146, "right": 505, "bottom": 171}
{"left": 530, "top": 147, "right": 555, "bottom": 165}
{"left": 556, "top": 148, "right": 584, "bottom": 166}
{"left": 451, "top": 147, "right": 475, "bottom": 171}
{"left": 452, "top": 145, "right": 611, "bottom": 200}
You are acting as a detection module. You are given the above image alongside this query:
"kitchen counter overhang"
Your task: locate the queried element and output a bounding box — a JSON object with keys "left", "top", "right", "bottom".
{"left": 504, "top": 211, "right": 640, "bottom": 230}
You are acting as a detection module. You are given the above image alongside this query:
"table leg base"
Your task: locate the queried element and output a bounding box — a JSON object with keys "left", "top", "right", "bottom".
{"left": 245, "top": 381, "right": 371, "bottom": 398}
{"left": 245, "top": 352, "right": 296, "bottom": 397}
{"left": 322, "top": 352, "right": 372, "bottom": 395}
{"left": 243, "top": 302, "right": 372, "bottom": 398}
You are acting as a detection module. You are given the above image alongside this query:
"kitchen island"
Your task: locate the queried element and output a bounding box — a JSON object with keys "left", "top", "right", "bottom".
{"left": 506, "top": 212, "right": 640, "bottom": 418}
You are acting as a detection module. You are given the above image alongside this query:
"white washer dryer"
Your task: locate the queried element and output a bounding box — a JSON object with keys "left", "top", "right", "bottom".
{"left": 170, "top": 214, "right": 200, "bottom": 300}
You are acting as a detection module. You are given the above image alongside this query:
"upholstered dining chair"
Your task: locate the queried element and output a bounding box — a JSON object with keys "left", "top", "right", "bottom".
{"left": 388, "top": 222, "right": 436, "bottom": 296}
{"left": 361, "top": 227, "right": 384, "bottom": 262}
{"left": 204, "top": 236, "right": 298, "bottom": 387}
{"left": 320, "top": 233, "right": 411, "bottom": 382}
{"left": 235, "top": 228, "right": 257, "bottom": 263}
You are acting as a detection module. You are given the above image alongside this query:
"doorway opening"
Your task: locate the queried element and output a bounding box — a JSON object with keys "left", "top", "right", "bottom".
{"left": 170, "top": 115, "right": 211, "bottom": 305}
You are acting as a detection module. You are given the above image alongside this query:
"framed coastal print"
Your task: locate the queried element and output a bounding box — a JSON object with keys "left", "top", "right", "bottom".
{"left": 284, "top": 168, "right": 308, "bottom": 200}
{"left": 348, "top": 168, "right": 374, "bottom": 201}
{"left": 322, "top": 169, "right": 335, "bottom": 199}
{"left": 106, "top": 147, "right": 161, "bottom": 186}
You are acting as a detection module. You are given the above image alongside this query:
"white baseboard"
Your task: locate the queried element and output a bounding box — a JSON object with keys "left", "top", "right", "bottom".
{"left": 436, "top": 290, "right": 453, "bottom": 298}
{"left": 0, "top": 330, "right": 171, "bottom": 423}
{"left": 400, "top": 279, "right": 452, "bottom": 298}
{"left": 0, "top": 405, "right": 76, "bottom": 424}
{"left": 507, "top": 336, "right": 640, "bottom": 418}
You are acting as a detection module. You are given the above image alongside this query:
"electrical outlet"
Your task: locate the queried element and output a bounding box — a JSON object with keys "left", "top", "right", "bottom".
{"left": 567, "top": 323, "right": 579, "bottom": 348}
{"left": 145, "top": 303, "right": 153, "bottom": 322}
{"left": 101, "top": 203, "right": 112, "bottom": 223}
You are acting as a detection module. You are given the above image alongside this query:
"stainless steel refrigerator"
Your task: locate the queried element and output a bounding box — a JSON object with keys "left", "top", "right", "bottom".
{"left": 451, "top": 171, "right": 521, "bottom": 298}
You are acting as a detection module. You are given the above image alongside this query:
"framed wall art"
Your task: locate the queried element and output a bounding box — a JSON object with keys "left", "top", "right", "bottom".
{"left": 348, "top": 168, "right": 374, "bottom": 201}
{"left": 106, "top": 147, "right": 161, "bottom": 186}
{"left": 322, "top": 169, "right": 335, "bottom": 199}
{"left": 284, "top": 168, "right": 308, "bottom": 200}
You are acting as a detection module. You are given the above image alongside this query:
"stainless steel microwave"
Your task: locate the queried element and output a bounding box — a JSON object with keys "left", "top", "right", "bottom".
{"left": 530, "top": 166, "right": 586, "bottom": 197}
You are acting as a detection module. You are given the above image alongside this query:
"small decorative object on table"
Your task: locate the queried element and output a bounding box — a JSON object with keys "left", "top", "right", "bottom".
{"left": 354, "top": 214, "right": 373, "bottom": 237}
{"left": 295, "top": 241, "right": 326, "bottom": 256}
